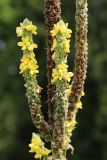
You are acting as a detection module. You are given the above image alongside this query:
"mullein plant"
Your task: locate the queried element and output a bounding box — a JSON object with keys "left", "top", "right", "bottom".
{"left": 16, "top": 0, "right": 88, "bottom": 159}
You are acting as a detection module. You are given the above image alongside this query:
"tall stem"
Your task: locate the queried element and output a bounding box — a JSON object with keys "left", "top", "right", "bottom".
{"left": 68, "top": 0, "right": 88, "bottom": 119}
{"left": 44, "top": 0, "right": 61, "bottom": 125}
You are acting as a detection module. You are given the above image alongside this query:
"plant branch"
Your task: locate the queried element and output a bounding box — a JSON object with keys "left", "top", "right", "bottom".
{"left": 68, "top": 0, "right": 88, "bottom": 119}
{"left": 44, "top": 0, "right": 61, "bottom": 126}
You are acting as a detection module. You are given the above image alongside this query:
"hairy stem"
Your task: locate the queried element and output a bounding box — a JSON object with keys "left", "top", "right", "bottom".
{"left": 44, "top": 0, "right": 61, "bottom": 126}
{"left": 68, "top": 0, "right": 88, "bottom": 119}
{"left": 25, "top": 76, "right": 51, "bottom": 139}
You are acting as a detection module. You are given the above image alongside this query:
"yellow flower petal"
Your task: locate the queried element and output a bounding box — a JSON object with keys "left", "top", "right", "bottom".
{"left": 81, "top": 91, "right": 85, "bottom": 96}
{"left": 76, "top": 101, "right": 82, "bottom": 109}
{"left": 29, "top": 133, "right": 51, "bottom": 159}
{"left": 16, "top": 27, "right": 23, "bottom": 37}
{"left": 26, "top": 24, "right": 37, "bottom": 35}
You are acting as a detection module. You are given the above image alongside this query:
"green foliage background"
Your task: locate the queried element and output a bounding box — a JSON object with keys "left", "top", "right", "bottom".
{"left": 0, "top": 0, "right": 107, "bottom": 160}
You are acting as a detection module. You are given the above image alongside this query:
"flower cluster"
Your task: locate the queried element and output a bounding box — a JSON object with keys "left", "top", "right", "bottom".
{"left": 51, "top": 20, "right": 73, "bottom": 84}
{"left": 16, "top": 19, "right": 38, "bottom": 76}
{"left": 18, "top": 37, "right": 37, "bottom": 52}
{"left": 16, "top": 20, "right": 51, "bottom": 160}
{"left": 50, "top": 20, "right": 73, "bottom": 157}
{"left": 62, "top": 90, "right": 85, "bottom": 152}
{"left": 76, "top": 101, "right": 82, "bottom": 109}
{"left": 52, "top": 63, "right": 73, "bottom": 83}
{"left": 16, "top": 21, "right": 37, "bottom": 37}
{"left": 29, "top": 133, "right": 51, "bottom": 159}
{"left": 50, "top": 21, "right": 72, "bottom": 38}
{"left": 65, "top": 91, "right": 85, "bottom": 144}
{"left": 66, "top": 116, "right": 77, "bottom": 136}
{"left": 51, "top": 20, "right": 72, "bottom": 54}
{"left": 19, "top": 53, "right": 39, "bottom": 75}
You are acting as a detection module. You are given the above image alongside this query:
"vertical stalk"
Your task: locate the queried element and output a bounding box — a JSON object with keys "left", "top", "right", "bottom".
{"left": 68, "top": 0, "right": 88, "bottom": 119}
{"left": 16, "top": 19, "right": 51, "bottom": 139}
{"left": 44, "top": 0, "right": 61, "bottom": 125}
{"left": 25, "top": 76, "right": 50, "bottom": 139}
{"left": 53, "top": 82, "right": 68, "bottom": 160}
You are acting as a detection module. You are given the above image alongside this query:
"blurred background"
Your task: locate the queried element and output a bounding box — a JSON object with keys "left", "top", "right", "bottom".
{"left": 0, "top": 0, "right": 107, "bottom": 160}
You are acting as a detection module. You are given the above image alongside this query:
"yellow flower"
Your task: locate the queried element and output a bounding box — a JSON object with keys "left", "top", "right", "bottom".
{"left": 34, "top": 153, "right": 42, "bottom": 159}
{"left": 52, "top": 69, "right": 60, "bottom": 82}
{"left": 50, "top": 20, "right": 72, "bottom": 57}
{"left": 65, "top": 116, "right": 77, "bottom": 136}
{"left": 20, "top": 54, "right": 39, "bottom": 75}
{"left": 76, "top": 101, "right": 82, "bottom": 109}
{"left": 62, "top": 39, "right": 70, "bottom": 53}
{"left": 16, "top": 26, "right": 23, "bottom": 37}
{"left": 52, "top": 65, "right": 66, "bottom": 83}
{"left": 18, "top": 37, "right": 30, "bottom": 50}
{"left": 29, "top": 133, "right": 51, "bottom": 159}
{"left": 29, "top": 133, "right": 44, "bottom": 149}
{"left": 58, "top": 63, "right": 68, "bottom": 72}
{"left": 28, "top": 44, "right": 38, "bottom": 52}
{"left": 66, "top": 119, "right": 76, "bottom": 128}
{"left": 16, "top": 20, "right": 37, "bottom": 36}
{"left": 64, "top": 72, "right": 73, "bottom": 82}
{"left": 26, "top": 24, "right": 37, "bottom": 35}
{"left": 50, "top": 24, "right": 59, "bottom": 37}
{"left": 81, "top": 91, "right": 85, "bottom": 96}
{"left": 52, "top": 54, "right": 56, "bottom": 60}
{"left": 52, "top": 64, "right": 73, "bottom": 83}
{"left": 50, "top": 20, "right": 72, "bottom": 38}
{"left": 18, "top": 37, "right": 37, "bottom": 51}
{"left": 52, "top": 63, "right": 73, "bottom": 83}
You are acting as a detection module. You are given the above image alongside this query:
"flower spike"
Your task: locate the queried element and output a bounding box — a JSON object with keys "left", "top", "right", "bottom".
{"left": 16, "top": 18, "right": 51, "bottom": 139}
